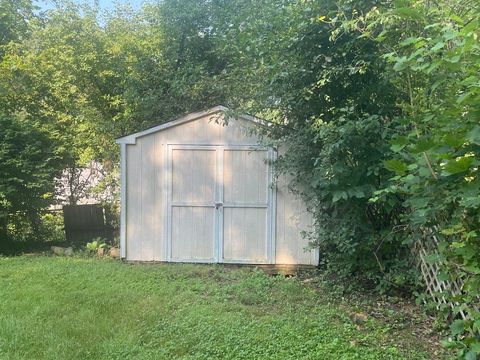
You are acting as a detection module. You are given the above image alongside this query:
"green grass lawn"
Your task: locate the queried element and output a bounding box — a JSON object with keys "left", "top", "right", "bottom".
{"left": 0, "top": 256, "right": 446, "bottom": 359}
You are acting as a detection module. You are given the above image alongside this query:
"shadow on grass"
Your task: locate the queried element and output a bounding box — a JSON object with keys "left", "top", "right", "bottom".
{"left": 0, "top": 239, "right": 76, "bottom": 256}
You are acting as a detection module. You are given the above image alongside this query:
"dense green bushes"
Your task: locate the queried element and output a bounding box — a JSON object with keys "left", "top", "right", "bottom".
{"left": 0, "top": 113, "right": 63, "bottom": 243}
{"left": 340, "top": 2, "right": 480, "bottom": 356}
{"left": 226, "top": 0, "right": 416, "bottom": 291}
{"left": 315, "top": 0, "right": 479, "bottom": 356}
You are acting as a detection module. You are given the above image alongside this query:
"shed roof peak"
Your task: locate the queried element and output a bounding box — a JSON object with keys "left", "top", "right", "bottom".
{"left": 115, "top": 105, "right": 265, "bottom": 144}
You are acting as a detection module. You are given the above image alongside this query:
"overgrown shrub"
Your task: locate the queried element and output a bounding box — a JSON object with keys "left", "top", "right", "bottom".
{"left": 234, "top": 0, "right": 418, "bottom": 293}
{"left": 333, "top": 0, "right": 480, "bottom": 356}
{"left": 0, "top": 112, "right": 63, "bottom": 246}
{"left": 38, "top": 212, "right": 65, "bottom": 243}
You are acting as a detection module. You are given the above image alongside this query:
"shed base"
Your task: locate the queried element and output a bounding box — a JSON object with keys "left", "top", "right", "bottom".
{"left": 123, "top": 260, "right": 317, "bottom": 275}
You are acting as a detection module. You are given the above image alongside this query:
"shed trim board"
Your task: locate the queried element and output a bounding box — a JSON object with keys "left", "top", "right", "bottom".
{"left": 163, "top": 143, "right": 169, "bottom": 261}
{"left": 166, "top": 144, "right": 275, "bottom": 264}
{"left": 215, "top": 146, "right": 223, "bottom": 262}
{"left": 268, "top": 147, "right": 277, "bottom": 264}
{"left": 120, "top": 143, "right": 127, "bottom": 258}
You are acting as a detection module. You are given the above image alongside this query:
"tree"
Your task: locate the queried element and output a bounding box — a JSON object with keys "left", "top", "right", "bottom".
{"left": 0, "top": 112, "right": 63, "bottom": 242}
{"left": 0, "top": 0, "right": 35, "bottom": 50}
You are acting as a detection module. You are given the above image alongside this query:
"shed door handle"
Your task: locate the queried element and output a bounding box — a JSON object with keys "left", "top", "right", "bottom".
{"left": 215, "top": 202, "right": 223, "bottom": 209}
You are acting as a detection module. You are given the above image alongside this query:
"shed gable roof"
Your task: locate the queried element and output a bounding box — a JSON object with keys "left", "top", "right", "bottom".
{"left": 115, "top": 105, "right": 264, "bottom": 144}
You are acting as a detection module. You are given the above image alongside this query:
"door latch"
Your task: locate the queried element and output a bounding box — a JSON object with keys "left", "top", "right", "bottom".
{"left": 214, "top": 202, "right": 223, "bottom": 209}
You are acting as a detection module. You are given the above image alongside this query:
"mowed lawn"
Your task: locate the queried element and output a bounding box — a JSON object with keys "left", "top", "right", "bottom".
{"left": 0, "top": 257, "right": 445, "bottom": 360}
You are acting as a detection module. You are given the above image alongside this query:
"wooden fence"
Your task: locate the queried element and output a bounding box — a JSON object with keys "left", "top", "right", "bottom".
{"left": 63, "top": 204, "right": 114, "bottom": 244}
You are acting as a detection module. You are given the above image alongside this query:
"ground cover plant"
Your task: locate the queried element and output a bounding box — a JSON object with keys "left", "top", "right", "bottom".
{"left": 0, "top": 256, "right": 447, "bottom": 360}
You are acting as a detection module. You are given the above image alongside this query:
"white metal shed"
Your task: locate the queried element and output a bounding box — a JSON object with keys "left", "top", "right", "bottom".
{"left": 116, "top": 106, "right": 318, "bottom": 266}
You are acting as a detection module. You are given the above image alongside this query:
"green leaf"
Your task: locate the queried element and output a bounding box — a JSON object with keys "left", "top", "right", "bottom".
{"left": 446, "top": 54, "right": 461, "bottom": 63}
{"left": 411, "top": 138, "right": 435, "bottom": 153}
{"left": 460, "top": 195, "right": 480, "bottom": 208}
{"left": 450, "top": 319, "right": 465, "bottom": 336}
{"left": 384, "top": 159, "right": 408, "bottom": 175}
{"left": 390, "top": 136, "right": 408, "bottom": 152}
{"left": 348, "top": 188, "right": 365, "bottom": 199}
{"left": 400, "top": 37, "right": 420, "bottom": 46}
{"left": 472, "top": 333, "right": 480, "bottom": 347}
{"left": 332, "top": 191, "right": 348, "bottom": 203}
{"left": 424, "top": 253, "right": 441, "bottom": 264}
{"left": 437, "top": 272, "right": 450, "bottom": 281}
{"left": 465, "top": 351, "right": 477, "bottom": 360}
{"left": 431, "top": 42, "right": 445, "bottom": 51}
{"left": 466, "top": 126, "right": 480, "bottom": 145}
{"left": 393, "top": 8, "right": 421, "bottom": 19}
{"left": 443, "top": 157, "right": 473, "bottom": 175}
{"left": 449, "top": 15, "right": 464, "bottom": 24}
{"left": 393, "top": 56, "right": 408, "bottom": 71}
{"left": 444, "top": 133, "right": 465, "bottom": 148}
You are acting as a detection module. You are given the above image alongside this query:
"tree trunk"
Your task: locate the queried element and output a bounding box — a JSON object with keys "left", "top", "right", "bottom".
{"left": 28, "top": 211, "right": 42, "bottom": 240}
{"left": 0, "top": 215, "right": 8, "bottom": 251}
{"left": 68, "top": 166, "right": 77, "bottom": 205}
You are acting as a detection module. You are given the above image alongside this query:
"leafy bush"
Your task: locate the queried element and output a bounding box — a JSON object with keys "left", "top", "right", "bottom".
{"left": 338, "top": 0, "right": 480, "bottom": 356}
{"left": 0, "top": 113, "right": 63, "bottom": 245}
{"left": 86, "top": 238, "right": 107, "bottom": 253}
{"left": 38, "top": 212, "right": 65, "bottom": 243}
{"left": 275, "top": 114, "right": 417, "bottom": 293}
{"left": 228, "top": 0, "right": 479, "bottom": 354}
{"left": 231, "top": 0, "right": 417, "bottom": 293}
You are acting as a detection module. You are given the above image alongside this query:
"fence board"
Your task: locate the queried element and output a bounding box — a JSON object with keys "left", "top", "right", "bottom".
{"left": 63, "top": 204, "right": 113, "bottom": 244}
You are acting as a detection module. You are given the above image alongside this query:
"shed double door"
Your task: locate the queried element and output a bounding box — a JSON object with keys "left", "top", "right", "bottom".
{"left": 167, "top": 145, "right": 274, "bottom": 264}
